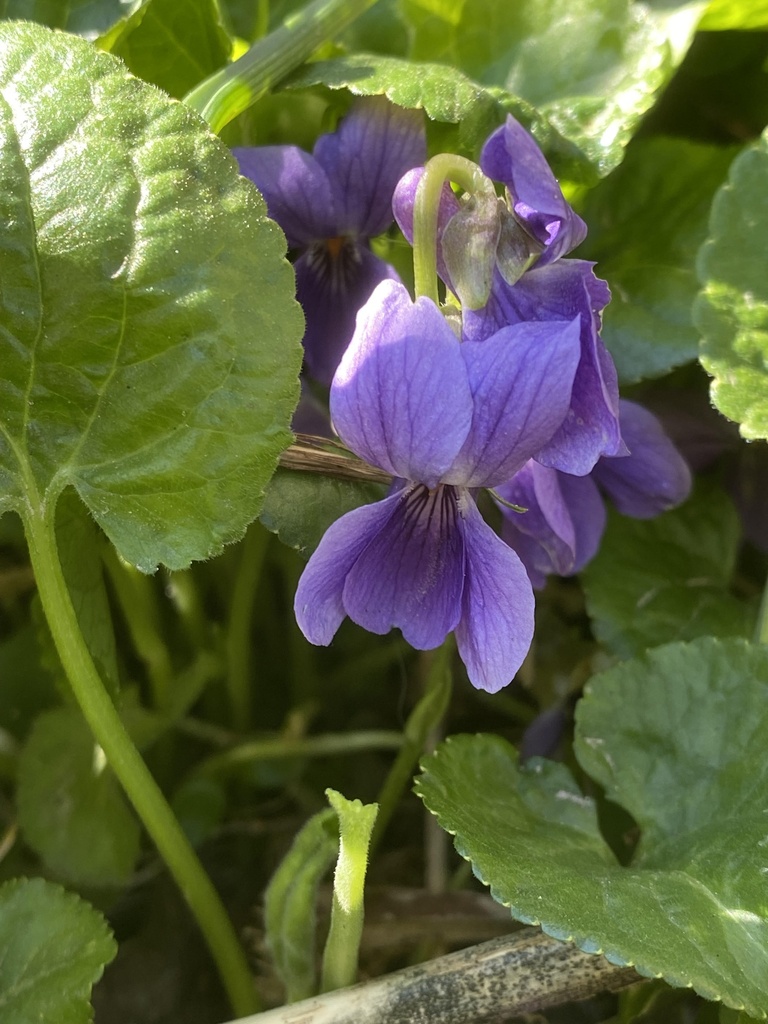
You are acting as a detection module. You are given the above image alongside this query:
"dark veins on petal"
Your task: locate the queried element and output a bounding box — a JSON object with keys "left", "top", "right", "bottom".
{"left": 304, "top": 237, "right": 364, "bottom": 296}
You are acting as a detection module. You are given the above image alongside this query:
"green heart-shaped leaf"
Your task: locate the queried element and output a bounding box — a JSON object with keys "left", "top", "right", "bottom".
{"left": 417, "top": 638, "right": 768, "bottom": 1018}
{"left": 0, "top": 20, "right": 302, "bottom": 571}
{"left": 0, "top": 877, "right": 116, "bottom": 1024}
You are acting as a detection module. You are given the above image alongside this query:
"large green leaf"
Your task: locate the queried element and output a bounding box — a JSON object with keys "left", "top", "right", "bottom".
{"left": 581, "top": 137, "right": 736, "bottom": 383}
{"left": 0, "top": 21, "right": 302, "bottom": 572}
{"left": 17, "top": 708, "right": 141, "bottom": 886}
{"left": 416, "top": 637, "right": 768, "bottom": 1018}
{"left": 582, "top": 482, "right": 755, "bottom": 658}
{"left": 695, "top": 129, "right": 768, "bottom": 440}
{"left": 399, "top": 0, "right": 704, "bottom": 176}
{"left": 97, "top": 0, "right": 232, "bottom": 98}
{"left": 0, "top": 877, "right": 116, "bottom": 1023}
{"left": 0, "top": 0, "right": 139, "bottom": 37}
{"left": 286, "top": 54, "right": 598, "bottom": 183}
{"left": 699, "top": 0, "right": 768, "bottom": 29}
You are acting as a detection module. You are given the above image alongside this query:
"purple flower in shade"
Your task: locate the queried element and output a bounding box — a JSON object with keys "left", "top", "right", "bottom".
{"left": 393, "top": 114, "right": 624, "bottom": 476}
{"left": 294, "top": 280, "right": 583, "bottom": 692}
{"left": 233, "top": 97, "right": 426, "bottom": 385}
{"left": 496, "top": 400, "right": 692, "bottom": 588}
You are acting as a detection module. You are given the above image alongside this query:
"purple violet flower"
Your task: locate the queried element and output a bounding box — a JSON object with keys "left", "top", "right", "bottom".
{"left": 393, "top": 114, "right": 624, "bottom": 476}
{"left": 496, "top": 400, "right": 692, "bottom": 588}
{"left": 234, "top": 97, "right": 426, "bottom": 385}
{"left": 294, "top": 280, "right": 582, "bottom": 692}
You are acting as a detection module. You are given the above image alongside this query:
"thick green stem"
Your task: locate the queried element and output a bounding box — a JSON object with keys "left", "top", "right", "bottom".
{"left": 184, "top": 0, "right": 379, "bottom": 133}
{"left": 412, "top": 153, "right": 494, "bottom": 303}
{"left": 24, "top": 508, "right": 258, "bottom": 1018}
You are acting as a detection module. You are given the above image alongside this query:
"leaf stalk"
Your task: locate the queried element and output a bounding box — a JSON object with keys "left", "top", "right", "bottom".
{"left": 23, "top": 507, "right": 259, "bottom": 1018}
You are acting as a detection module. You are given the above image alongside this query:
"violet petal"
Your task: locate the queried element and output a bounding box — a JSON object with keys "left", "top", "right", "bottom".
{"left": 454, "top": 494, "right": 535, "bottom": 693}
{"left": 342, "top": 483, "right": 465, "bottom": 648}
{"left": 445, "top": 317, "right": 581, "bottom": 488}
{"left": 594, "top": 400, "right": 692, "bottom": 518}
{"left": 480, "top": 115, "right": 587, "bottom": 265}
{"left": 294, "top": 494, "right": 403, "bottom": 645}
{"left": 465, "top": 261, "right": 622, "bottom": 475}
{"left": 331, "top": 281, "right": 473, "bottom": 486}
{"left": 498, "top": 463, "right": 605, "bottom": 586}
{"left": 314, "top": 97, "right": 426, "bottom": 239}
{"left": 233, "top": 146, "right": 337, "bottom": 246}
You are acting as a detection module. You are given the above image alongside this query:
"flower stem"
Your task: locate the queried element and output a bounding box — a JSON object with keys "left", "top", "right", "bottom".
{"left": 184, "top": 0, "right": 378, "bottom": 133}
{"left": 23, "top": 506, "right": 259, "bottom": 1018}
{"left": 412, "top": 153, "right": 494, "bottom": 303}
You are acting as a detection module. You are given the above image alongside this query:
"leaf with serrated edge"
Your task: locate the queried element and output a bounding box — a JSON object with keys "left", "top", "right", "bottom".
{"left": 0, "top": 877, "right": 116, "bottom": 1024}
{"left": 417, "top": 638, "right": 768, "bottom": 1018}
{"left": 695, "top": 129, "right": 768, "bottom": 439}
{"left": 286, "top": 54, "right": 597, "bottom": 184}
{"left": 0, "top": 21, "right": 302, "bottom": 572}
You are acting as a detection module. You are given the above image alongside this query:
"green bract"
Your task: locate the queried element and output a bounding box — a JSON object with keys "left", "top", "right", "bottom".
{"left": 0, "top": 19, "right": 302, "bottom": 572}
{"left": 417, "top": 637, "right": 768, "bottom": 1019}
{"left": 695, "top": 128, "right": 768, "bottom": 440}
{"left": 0, "top": 877, "right": 116, "bottom": 1024}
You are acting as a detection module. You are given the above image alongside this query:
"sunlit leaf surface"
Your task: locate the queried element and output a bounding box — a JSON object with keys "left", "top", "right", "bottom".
{"left": 0, "top": 20, "right": 302, "bottom": 571}
{"left": 417, "top": 637, "right": 768, "bottom": 1018}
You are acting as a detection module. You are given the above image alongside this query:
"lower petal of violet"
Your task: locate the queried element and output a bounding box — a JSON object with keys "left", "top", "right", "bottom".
{"left": 297, "top": 243, "right": 400, "bottom": 386}
{"left": 294, "top": 493, "right": 403, "bottom": 645}
{"left": 454, "top": 494, "right": 535, "bottom": 693}
{"left": 342, "top": 483, "right": 466, "bottom": 649}
{"left": 498, "top": 464, "right": 606, "bottom": 587}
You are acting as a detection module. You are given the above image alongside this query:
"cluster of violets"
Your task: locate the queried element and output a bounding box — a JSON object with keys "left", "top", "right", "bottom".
{"left": 235, "top": 98, "right": 691, "bottom": 693}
